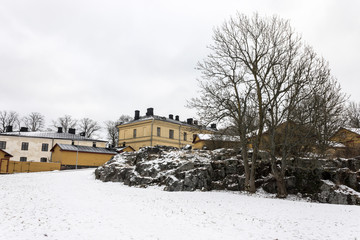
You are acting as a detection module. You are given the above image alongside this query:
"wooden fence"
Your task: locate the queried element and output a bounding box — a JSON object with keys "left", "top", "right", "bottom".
{"left": 0, "top": 160, "right": 61, "bottom": 174}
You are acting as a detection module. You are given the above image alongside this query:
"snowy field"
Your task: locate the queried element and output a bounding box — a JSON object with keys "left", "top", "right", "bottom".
{"left": 1, "top": 169, "right": 359, "bottom": 240}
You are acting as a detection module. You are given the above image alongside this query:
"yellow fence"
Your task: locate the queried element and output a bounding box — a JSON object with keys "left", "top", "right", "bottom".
{"left": 0, "top": 160, "right": 61, "bottom": 174}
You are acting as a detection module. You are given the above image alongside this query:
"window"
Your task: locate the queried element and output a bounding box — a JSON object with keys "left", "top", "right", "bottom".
{"left": 184, "top": 132, "right": 187, "bottom": 141}
{"left": 20, "top": 157, "right": 27, "bottom": 162}
{"left": 133, "top": 129, "right": 137, "bottom": 138}
{"left": 40, "top": 157, "right": 47, "bottom": 162}
{"left": 41, "top": 143, "right": 49, "bottom": 151}
{"left": 21, "top": 142, "right": 29, "bottom": 150}
{"left": 0, "top": 141, "right": 6, "bottom": 149}
{"left": 169, "top": 129, "right": 174, "bottom": 139}
{"left": 157, "top": 127, "right": 161, "bottom": 137}
{"left": 92, "top": 142, "right": 96, "bottom": 147}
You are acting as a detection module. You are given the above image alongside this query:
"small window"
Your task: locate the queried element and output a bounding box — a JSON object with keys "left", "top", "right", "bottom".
{"left": 21, "top": 142, "right": 29, "bottom": 150}
{"left": 41, "top": 143, "right": 49, "bottom": 151}
{"left": 169, "top": 129, "right": 174, "bottom": 139}
{"left": 20, "top": 157, "right": 27, "bottom": 162}
{"left": 93, "top": 142, "right": 96, "bottom": 147}
{"left": 133, "top": 129, "right": 137, "bottom": 138}
{"left": 0, "top": 141, "right": 6, "bottom": 149}
{"left": 40, "top": 157, "right": 47, "bottom": 162}
{"left": 157, "top": 127, "right": 161, "bottom": 137}
{"left": 184, "top": 132, "right": 187, "bottom": 141}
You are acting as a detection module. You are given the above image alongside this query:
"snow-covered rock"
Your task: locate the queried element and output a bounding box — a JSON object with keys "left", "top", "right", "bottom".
{"left": 95, "top": 146, "right": 360, "bottom": 205}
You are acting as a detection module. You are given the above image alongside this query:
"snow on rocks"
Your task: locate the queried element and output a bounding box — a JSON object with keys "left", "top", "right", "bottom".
{"left": 95, "top": 146, "right": 360, "bottom": 205}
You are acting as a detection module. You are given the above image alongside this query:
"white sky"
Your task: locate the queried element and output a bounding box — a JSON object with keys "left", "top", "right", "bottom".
{"left": 1, "top": 0, "right": 359, "bottom": 133}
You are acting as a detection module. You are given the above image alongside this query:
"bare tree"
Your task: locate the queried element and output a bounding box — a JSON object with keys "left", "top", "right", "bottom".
{"left": 105, "top": 115, "right": 132, "bottom": 148}
{"left": 0, "top": 111, "right": 19, "bottom": 132}
{"left": 78, "top": 117, "right": 101, "bottom": 138}
{"left": 53, "top": 115, "right": 77, "bottom": 133}
{"left": 344, "top": 101, "right": 360, "bottom": 128}
{"left": 189, "top": 13, "right": 346, "bottom": 197}
{"left": 22, "top": 112, "right": 45, "bottom": 131}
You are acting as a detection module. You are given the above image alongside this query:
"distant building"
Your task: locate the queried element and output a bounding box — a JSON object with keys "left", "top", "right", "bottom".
{"left": 329, "top": 127, "right": 360, "bottom": 157}
{"left": 0, "top": 149, "right": 13, "bottom": 173}
{"left": 330, "top": 127, "right": 360, "bottom": 148}
{"left": 51, "top": 144, "right": 117, "bottom": 167}
{"left": 117, "top": 108, "right": 217, "bottom": 150}
{"left": 0, "top": 127, "right": 107, "bottom": 162}
{"left": 192, "top": 134, "right": 241, "bottom": 150}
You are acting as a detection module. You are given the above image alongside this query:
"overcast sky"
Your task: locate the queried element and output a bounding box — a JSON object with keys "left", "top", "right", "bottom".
{"left": 1, "top": 0, "right": 359, "bottom": 135}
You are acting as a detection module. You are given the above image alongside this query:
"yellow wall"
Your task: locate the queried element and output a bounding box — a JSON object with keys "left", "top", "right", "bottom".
{"left": 330, "top": 128, "right": 360, "bottom": 147}
{"left": 1, "top": 161, "right": 61, "bottom": 173}
{"left": 118, "top": 119, "right": 212, "bottom": 150}
{"left": 51, "top": 145, "right": 115, "bottom": 166}
{"left": 0, "top": 151, "right": 12, "bottom": 173}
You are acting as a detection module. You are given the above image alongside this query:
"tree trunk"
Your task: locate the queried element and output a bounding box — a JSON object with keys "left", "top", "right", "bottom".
{"left": 271, "top": 158, "right": 288, "bottom": 198}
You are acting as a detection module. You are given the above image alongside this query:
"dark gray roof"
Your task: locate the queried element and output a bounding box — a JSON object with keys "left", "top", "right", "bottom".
{"left": 54, "top": 144, "right": 117, "bottom": 154}
{"left": 118, "top": 115, "right": 217, "bottom": 132}
{"left": 0, "top": 131, "right": 107, "bottom": 142}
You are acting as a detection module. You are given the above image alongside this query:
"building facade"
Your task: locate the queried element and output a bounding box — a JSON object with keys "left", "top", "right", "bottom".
{"left": 51, "top": 144, "right": 117, "bottom": 167}
{"left": 118, "top": 108, "right": 216, "bottom": 150}
{"left": 0, "top": 127, "right": 107, "bottom": 162}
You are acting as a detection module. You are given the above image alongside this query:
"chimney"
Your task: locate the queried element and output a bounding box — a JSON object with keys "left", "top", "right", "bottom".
{"left": 169, "top": 114, "right": 174, "bottom": 120}
{"left": 5, "top": 125, "right": 13, "bottom": 132}
{"left": 187, "top": 118, "right": 193, "bottom": 125}
{"left": 146, "top": 108, "right": 154, "bottom": 116}
{"left": 210, "top": 124, "right": 217, "bottom": 129}
{"left": 175, "top": 115, "right": 179, "bottom": 121}
{"left": 57, "top": 127, "right": 63, "bottom": 133}
{"left": 134, "top": 110, "right": 140, "bottom": 120}
{"left": 194, "top": 120, "right": 198, "bottom": 125}
{"left": 20, "top": 127, "right": 28, "bottom": 132}
{"left": 68, "top": 128, "right": 76, "bottom": 134}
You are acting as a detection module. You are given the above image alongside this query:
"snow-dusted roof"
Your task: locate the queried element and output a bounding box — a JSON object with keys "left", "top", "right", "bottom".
{"left": 118, "top": 115, "right": 217, "bottom": 132}
{"left": 53, "top": 144, "right": 117, "bottom": 154}
{"left": 195, "top": 134, "right": 241, "bottom": 142}
{"left": 0, "top": 131, "right": 107, "bottom": 142}
{"left": 343, "top": 127, "right": 360, "bottom": 136}
{"left": 327, "top": 141, "right": 346, "bottom": 148}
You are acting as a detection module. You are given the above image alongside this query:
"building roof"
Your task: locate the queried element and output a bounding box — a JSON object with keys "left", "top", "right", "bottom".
{"left": 343, "top": 127, "right": 360, "bottom": 136}
{"left": 0, "top": 131, "right": 107, "bottom": 142}
{"left": 51, "top": 144, "right": 117, "bottom": 154}
{"left": 115, "top": 146, "right": 135, "bottom": 152}
{"left": 118, "top": 115, "right": 216, "bottom": 132}
{"left": 0, "top": 149, "right": 13, "bottom": 157}
{"left": 327, "top": 141, "right": 346, "bottom": 148}
{"left": 193, "top": 134, "right": 241, "bottom": 143}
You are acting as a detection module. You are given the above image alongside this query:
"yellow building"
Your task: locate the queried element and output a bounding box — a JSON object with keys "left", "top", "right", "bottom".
{"left": 329, "top": 127, "right": 360, "bottom": 157}
{"left": 51, "top": 144, "right": 117, "bottom": 167}
{"left": 330, "top": 127, "right": 360, "bottom": 148}
{"left": 118, "top": 108, "right": 216, "bottom": 150}
{"left": 0, "top": 149, "right": 13, "bottom": 173}
{"left": 192, "top": 134, "right": 241, "bottom": 150}
{"left": 0, "top": 127, "right": 107, "bottom": 163}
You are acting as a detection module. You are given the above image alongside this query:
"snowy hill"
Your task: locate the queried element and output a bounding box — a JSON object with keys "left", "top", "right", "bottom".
{"left": 1, "top": 169, "right": 359, "bottom": 239}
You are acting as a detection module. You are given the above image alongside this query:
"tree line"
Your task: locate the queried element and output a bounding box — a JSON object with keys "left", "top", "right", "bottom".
{"left": 0, "top": 111, "right": 132, "bottom": 146}
{"left": 189, "top": 13, "right": 359, "bottom": 198}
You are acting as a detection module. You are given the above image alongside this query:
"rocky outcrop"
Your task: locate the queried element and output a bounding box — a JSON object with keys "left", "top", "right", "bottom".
{"left": 95, "top": 146, "right": 360, "bottom": 205}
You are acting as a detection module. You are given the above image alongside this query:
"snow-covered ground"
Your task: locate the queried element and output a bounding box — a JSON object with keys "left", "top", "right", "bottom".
{"left": 1, "top": 169, "right": 359, "bottom": 240}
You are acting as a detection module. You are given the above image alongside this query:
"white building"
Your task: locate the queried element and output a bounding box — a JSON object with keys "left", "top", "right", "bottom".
{"left": 0, "top": 127, "right": 107, "bottom": 162}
